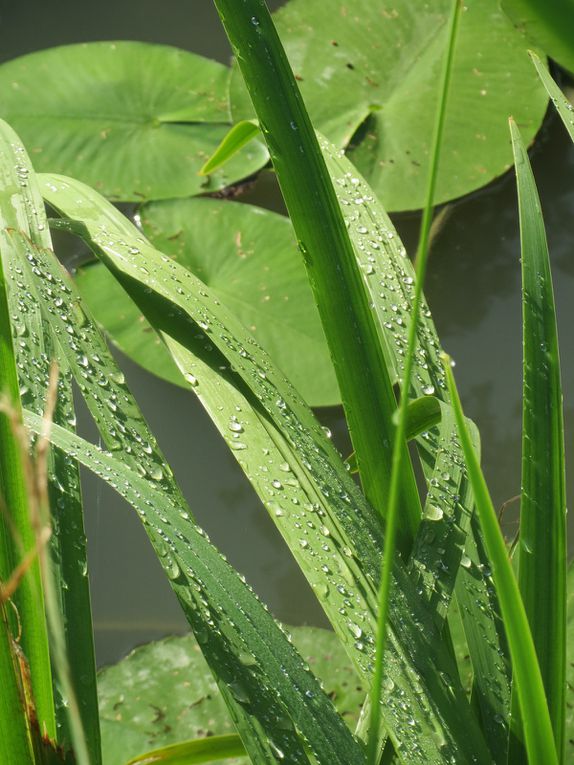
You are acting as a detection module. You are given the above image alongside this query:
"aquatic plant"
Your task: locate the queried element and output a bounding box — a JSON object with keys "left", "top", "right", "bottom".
{"left": 0, "top": 1, "right": 571, "bottom": 764}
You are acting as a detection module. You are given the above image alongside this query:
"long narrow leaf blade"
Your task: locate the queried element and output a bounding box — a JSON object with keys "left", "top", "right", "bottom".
{"left": 320, "top": 133, "right": 512, "bottom": 751}
{"left": 0, "top": 119, "right": 101, "bottom": 761}
{"left": 530, "top": 51, "right": 574, "bottom": 142}
{"left": 0, "top": 129, "right": 326, "bottom": 765}
{"left": 510, "top": 117, "right": 566, "bottom": 757}
{"left": 212, "top": 0, "right": 422, "bottom": 546}
{"left": 444, "top": 357, "right": 558, "bottom": 765}
{"left": 0, "top": 122, "right": 56, "bottom": 741}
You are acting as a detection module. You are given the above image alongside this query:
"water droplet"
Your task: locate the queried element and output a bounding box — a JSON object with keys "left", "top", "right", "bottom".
{"left": 426, "top": 505, "right": 444, "bottom": 521}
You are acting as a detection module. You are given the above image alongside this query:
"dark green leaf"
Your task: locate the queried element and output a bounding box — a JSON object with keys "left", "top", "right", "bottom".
{"left": 40, "top": 172, "right": 492, "bottom": 764}
{"left": 444, "top": 357, "right": 558, "bottom": 765}
{"left": 530, "top": 51, "right": 574, "bottom": 142}
{"left": 511, "top": 117, "right": 566, "bottom": 757}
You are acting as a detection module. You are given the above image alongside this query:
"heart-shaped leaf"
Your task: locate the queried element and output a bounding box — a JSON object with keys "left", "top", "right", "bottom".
{"left": 230, "top": 0, "right": 547, "bottom": 211}
{"left": 0, "top": 42, "right": 269, "bottom": 201}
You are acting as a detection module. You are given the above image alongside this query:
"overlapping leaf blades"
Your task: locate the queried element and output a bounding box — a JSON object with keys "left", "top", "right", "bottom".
{"left": 0, "top": 127, "right": 365, "bottom": 765}
{"left": 40, "top": 171, "right": 491, "bottom": 762}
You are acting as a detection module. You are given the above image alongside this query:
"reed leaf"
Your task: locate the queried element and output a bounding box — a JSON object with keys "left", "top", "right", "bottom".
{"left": 530, "top": 51, "right": 574, "bottom": 142}
{"left": 0, "top": 121, "right": 56, "bottom": 741}
{"left": 319, "top": 134, "right": 512, "bottom": 752}
{"left": 0, "top": 118, "right": 101, "bottom": 760}
{"left": 126, "top": 735, "right": 245, "bottom": 765}
{"left": 200, "top": 121, "right": 262, "bottom": 176}
{"left": 0, "top": 128, "right": 341, "bottom": 765}
{"left": 212, "top": 0, "right": 422, "bottom": 548}
{"left": 444, "top": 357, "right": 558, "bottom": 765}
{"left": 510, "top": 117, "right": 566, "bottom": 758}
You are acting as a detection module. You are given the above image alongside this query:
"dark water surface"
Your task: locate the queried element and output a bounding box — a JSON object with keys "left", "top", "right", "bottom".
{"left": 2, "top": 1, "right": 573, "bottom": 667}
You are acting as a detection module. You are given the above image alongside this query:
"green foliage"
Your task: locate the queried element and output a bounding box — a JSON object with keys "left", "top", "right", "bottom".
{"left": 0, "top": 42, "right": 269, "bottom": 201}
{"left": 511, "top": 117, "right": 567, "bottom": 756}
{"left": 0, "top": 2, "right": 572, "bottom": 765}
{"left": 502, "top": 0, "right": 574, "bottom": 73}
{"left": 99, "top": 627, "right": 363, "bottom": 765}
{"left": 230, "top": 0, "right": 548, "bottom": 211}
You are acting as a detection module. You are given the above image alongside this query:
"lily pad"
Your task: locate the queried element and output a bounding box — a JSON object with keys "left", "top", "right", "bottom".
{"left": 0, "top": 42, "right": 269, "bottom": 201}
{"left": 501, "top": 0, "right": 574, "bottom": 74}
{"left": 98, "top": 626, "right": 363, "bottom": 765}
{"left": 76, "top": 197, "right": 340, "bottom": 407}
{"left": 230, "top": 0, "right": 547, "bottom": 211}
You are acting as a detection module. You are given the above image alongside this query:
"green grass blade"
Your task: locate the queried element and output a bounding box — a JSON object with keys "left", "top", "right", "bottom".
{"left": 126, "top": 734, "right": 245, "bottom": 765}
{"left": 510, "top": 117, "right": 566, "bottom": 758}
{"left": 0, "top": 119, "right": 100, "bottom": 761}
{"left": 199, "top": 120, "right": 262, "bottom": 175}
{"left": 0, "top": 123, "right": 56, "bottom": 742}
{"left": 40, "top": 174, "right": 492, "bottom": 764}
{"left": 530, "top": 51, "right": 574, "bottom": 141}
{"left": 212, "top": 0, "right": 422, "bottom": 547}
{"left": 367, "top": 2, "right": 462, "bottom": 759}
{"left": 443, "top": 356, "right": 558, "bottom": 765}
{"left": 24, "top": 411, "right": 363, "bottom": 765}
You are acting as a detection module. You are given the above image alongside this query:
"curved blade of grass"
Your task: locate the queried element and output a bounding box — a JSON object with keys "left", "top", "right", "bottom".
{"left": 0, "top": 123, "right": 56, "bottom": 741}
{"left": 23, "top": 412, "right": 364, "bottom": 765}
{"left": 510, "top": 117, "right": 566, "bottom": 758}
{"left": 0, "top": 119, "right": 100, "bottom": 761}
{"left": 199, "top": 120, "right": 262, "bottom": 175}
{"left": 443, "top": 356, "right": 558, "bottom": 765}
{"left": 367, "top": 2, "right": 462, "bottom": 759}
{"left": 212, "top": 0, "right": 422, "bottom": 549}
{"left": 126, "top": 734, "right": 244, "bottom": 765}
{"left": 40, "top": 174, "right": 491, "bottom": 764}
{"left": 530, "top": 51, "right": 574, "bottom": 141}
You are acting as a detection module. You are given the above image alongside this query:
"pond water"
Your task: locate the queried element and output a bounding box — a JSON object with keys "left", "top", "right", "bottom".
{"left": 2, "top": 1, "right": 573, "bottom": 668}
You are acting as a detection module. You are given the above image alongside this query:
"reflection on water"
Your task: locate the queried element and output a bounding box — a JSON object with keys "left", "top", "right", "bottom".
{"left": 2, "top": 1, "right": 572, "bottom": 667}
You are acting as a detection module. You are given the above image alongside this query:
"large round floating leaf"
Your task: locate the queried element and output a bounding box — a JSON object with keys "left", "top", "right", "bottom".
{"left": 230, "top": 0, "right": 547, "bottom": 211}
{"left": 75, "top": 198, "right": 340, "bottom": 407}
{"left": 98, "top": 627, "right": 362, "bottom": 765}
{"left": 0, "top": 42, "right": 269, "bottom": 201}
{"left": 501, "top": 0, "right": 574, "bottom": 74}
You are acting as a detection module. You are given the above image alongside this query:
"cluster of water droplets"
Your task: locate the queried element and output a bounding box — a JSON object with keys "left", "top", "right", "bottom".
{"left": 408, "top": 423, "right": 474, "bottom": 621}
{"left": 36, "top": 177, "right": 374, "bottom": 764}
{"left": 321, "top": 137, "right": 446, "bottom": 400}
